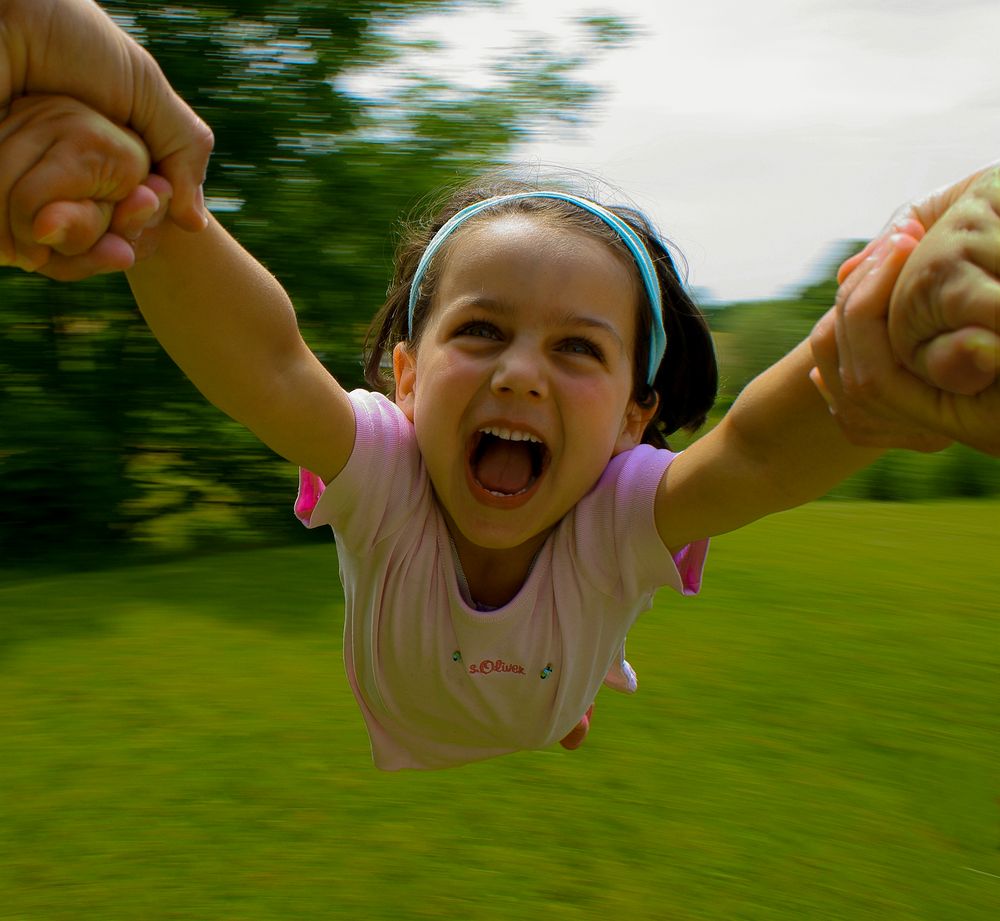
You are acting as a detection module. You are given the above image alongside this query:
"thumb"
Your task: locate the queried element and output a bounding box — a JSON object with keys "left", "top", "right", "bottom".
{"left": 120, "top": 44, "right": 214, "bottom": 232}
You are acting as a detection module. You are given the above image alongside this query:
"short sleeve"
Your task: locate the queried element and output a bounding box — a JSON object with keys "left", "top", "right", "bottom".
{"left": 568, "top": 444, "right": 708, "bottom": 599}
{"left": 293, "top": 389, "right": 431, "bottom": 553}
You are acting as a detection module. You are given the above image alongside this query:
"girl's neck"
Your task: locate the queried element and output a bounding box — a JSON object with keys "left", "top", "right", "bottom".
{"left": 445, "top": 520, "right": 549, "bottom": 608}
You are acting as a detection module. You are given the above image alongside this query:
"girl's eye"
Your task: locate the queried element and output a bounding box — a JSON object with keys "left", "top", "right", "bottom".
{"left": 559, "top": 338, "right": 604, "bottom": 360}
{"left": 456, "top": 321, "right": 501, "bottom": 340}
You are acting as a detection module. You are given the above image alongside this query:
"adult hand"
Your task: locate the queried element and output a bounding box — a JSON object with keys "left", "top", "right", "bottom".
{"left": 816, "top": 166, "right": 1000, "bottom": 456}
{"left": 0, "top": 0, "right": 212, "bottom": 242}
{"left": 0, "top": 94, "right": 172, "bottom": 281}
{"left": 838, "top": 163, "right": 1000, "bottom": 396}
{"left": 889, "top": 166, "right": 1000, "bottom": 397}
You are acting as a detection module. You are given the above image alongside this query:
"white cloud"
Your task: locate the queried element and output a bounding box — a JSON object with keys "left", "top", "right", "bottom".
{"left": 385, "top": 0, "right": 1000, "bottom": 300}
{"left": 514, "top": 0, "right": 1000, "bottom": 299}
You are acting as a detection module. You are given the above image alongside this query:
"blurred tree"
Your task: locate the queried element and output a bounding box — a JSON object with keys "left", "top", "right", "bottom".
{"left": 707, "top": 239, "right": 861, "bottom": 395}
{"left": 0, "top": 1, "right": 634, "bottom": 561}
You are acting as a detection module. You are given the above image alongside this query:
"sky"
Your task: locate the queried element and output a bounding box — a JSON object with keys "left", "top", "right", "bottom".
{"left": 378, "top": 0, "right": 1000, "bottom": 302}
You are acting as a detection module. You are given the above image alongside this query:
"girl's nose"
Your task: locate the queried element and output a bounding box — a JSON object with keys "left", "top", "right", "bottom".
{"left": 490, "top": 345, "right": 547, "bottom": 399}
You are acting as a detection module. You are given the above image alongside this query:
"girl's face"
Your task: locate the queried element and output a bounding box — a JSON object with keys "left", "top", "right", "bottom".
{"left": 393, "top": 214, "right": 655, "bottom": 563}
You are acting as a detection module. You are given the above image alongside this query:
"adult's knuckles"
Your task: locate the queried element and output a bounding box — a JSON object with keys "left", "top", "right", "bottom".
{"left": 971, "top": 167, "right": 1000, "bottom": 212}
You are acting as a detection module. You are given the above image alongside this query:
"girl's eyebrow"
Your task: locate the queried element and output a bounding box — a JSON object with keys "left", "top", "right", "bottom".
{"left": 450, "top": 296, "right": 627, "bottom": 353}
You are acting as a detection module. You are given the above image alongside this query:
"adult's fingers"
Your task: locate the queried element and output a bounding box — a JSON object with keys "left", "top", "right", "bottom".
{"left": 11, "top": 124, "right": 149, "bottom": 240}
{"left": 34, "top": 234, "right": 136, "bottom": 281}
{"left": 836, "top": 238, "right": 1000, "bottom": 456}
{"left": 33, "top": 183, "right": 160, "bottom": 255}
{"left": 889, "top": 168, "right": 1000, "bottom": 388}
{"left": 905, "top": 160, "right": 1000, "bottom": 231}
{"left": 0, "top": 94, "right": 152, "bottom": 270}
{"left": 29, "top": 177, "right": 171, "bottom": 279}
{"left": 914, "top": 327, "right": 1000, "bottom": 396}
{"left": 5, "top": 0, "right": 213, "bottom": 231}
{"left": 0, "top": 110, "right": 49, "bottom": 269}
{"left": 31, "top": 199, "right": 114, "bottom": 255}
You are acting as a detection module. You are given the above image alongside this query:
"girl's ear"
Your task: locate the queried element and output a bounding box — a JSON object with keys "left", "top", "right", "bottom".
{"left": 614, "top": 393, "right": 659, "bottom": 454}
{"left": 393, "top": 341, "right": 417, "bottom": 421}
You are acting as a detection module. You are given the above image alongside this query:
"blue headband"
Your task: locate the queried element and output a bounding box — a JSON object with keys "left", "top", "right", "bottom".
{"left": 406, "top": 191, "right": 667, "bottom": 386}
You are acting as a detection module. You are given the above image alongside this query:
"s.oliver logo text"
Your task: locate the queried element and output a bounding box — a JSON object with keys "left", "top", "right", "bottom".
{"left": 469, "top": 658, "right": 525, "bottom": 676}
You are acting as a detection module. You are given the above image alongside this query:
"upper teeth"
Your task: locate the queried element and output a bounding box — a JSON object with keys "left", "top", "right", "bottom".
{"left": 480, "top": 426, "right": 541, "bottom": 443}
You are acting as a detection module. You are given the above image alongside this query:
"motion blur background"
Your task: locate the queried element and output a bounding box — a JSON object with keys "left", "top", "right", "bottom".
{"left": 2, "top": 0, "right": 999, "bottom": 561}
{"left": 1, "top": 3, "right": 998, "bottom": 918}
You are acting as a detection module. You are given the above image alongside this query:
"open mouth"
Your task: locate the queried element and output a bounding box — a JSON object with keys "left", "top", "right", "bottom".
{"left": 468, "top": 427, "right": 549, "bottom": 499}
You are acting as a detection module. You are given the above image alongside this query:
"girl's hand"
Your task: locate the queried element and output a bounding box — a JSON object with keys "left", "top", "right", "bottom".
{"left": 0, "top": 94, "right": 173, "bottom": 280}
{"left": 810, "top": 226, "right": 953, "bottom": 453}
{"left": 119, "top": 174, "right": 174, "bottom": 267}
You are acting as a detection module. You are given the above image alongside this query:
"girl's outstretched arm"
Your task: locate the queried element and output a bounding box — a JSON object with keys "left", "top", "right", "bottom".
{"left": 126, "top": 215, "right": 356, "bottom": 482}
{"left": 652, "top": 241, "right": 912, "bottom": 552}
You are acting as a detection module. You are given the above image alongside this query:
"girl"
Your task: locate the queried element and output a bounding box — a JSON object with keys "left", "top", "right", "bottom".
{"left": 0, "top": 3, "right": 992, "bottom": 771}
{"left": 120, "top": 166, "right": 909, "bottom": 771}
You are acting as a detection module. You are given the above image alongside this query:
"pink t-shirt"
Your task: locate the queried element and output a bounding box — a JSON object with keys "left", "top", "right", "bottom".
{"left": 296, "top": 390, "right": 707, "bottom": 770}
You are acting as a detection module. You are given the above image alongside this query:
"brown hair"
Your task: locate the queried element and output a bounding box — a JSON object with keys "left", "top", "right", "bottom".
{"left": 364, "top": 172, "right": 718, "bottom": 449}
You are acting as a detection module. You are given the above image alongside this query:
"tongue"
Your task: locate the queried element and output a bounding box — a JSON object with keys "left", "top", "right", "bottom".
{"left": 474, "top": 439, "right": 534, "bottom": 494}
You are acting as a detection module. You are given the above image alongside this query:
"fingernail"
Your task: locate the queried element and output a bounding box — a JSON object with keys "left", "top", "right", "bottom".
{"left": 866, "top": 236, "right": 898, "bottom": 271}
{"left": 36, "top": 227, "right": 67, "bottom": 247}
{"left": 196, "top": 187, "right": 209, "bottom": 229}
{"left": 967, "top": 331, "right": 999, "bottom": 374}
{"left": 868, "top": 238, "right": 890, "bottom": 263}
{"left": 809, "top": 368, "right": 834, "bottom": 408}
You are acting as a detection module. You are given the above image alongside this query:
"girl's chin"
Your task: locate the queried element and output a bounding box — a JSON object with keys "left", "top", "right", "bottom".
{"left": 444, "top": 500, "right": 554, "bottom": 555}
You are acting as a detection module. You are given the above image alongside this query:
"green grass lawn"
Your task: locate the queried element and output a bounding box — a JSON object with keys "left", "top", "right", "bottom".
{"left": 1, "top": 500, "right": 998, "bottom": 920}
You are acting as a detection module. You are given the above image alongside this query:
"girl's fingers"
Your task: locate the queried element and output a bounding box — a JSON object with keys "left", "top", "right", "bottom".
{"left": 155, "top": 148, "right": 211, "bottom": 233}
{"left": 836, "top": 217, "right": 925, "bottom": 284}
{"left": 120, "top": 175, "right": 173, "bottom": 263}
{"left": 818, "top": 233, "right": 952, "bottom": 452}
{"left": 837, "top": 234, "right": 918, "bottom": 397}
{"left": 834, "top": 234, "right": 961, "bottom": 445}
{"left": 832, "top": 235, "right": 900, "bottom": 395}
{"left": 808, "top": 310, "right": 843, "bottom": 405}
{"left": 837, "top": 238, "right": 878, "bottom": 284}
{"left": 107, "top": 184, "right": 161, "bottom": 241}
